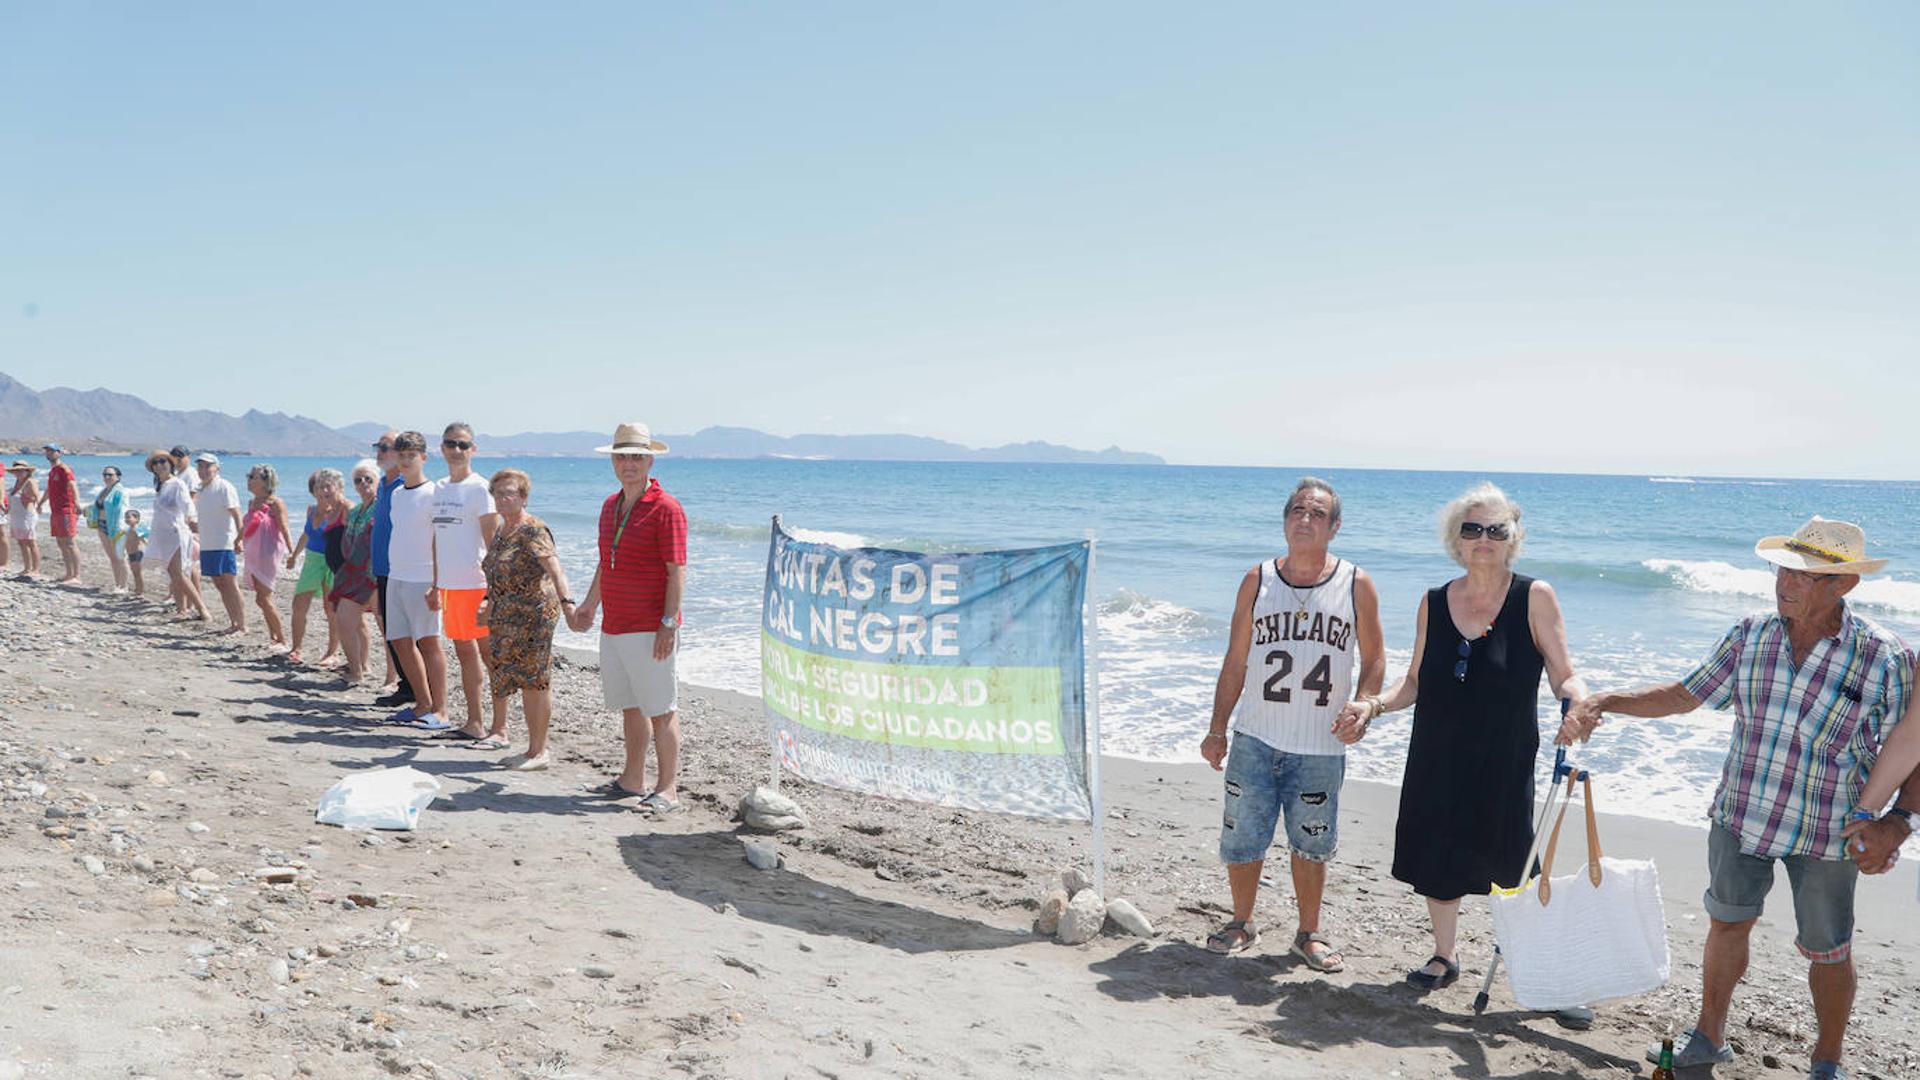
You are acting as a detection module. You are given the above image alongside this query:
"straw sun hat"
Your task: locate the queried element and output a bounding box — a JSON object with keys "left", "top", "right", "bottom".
{"left": 1755, "top": 516, "right": 1887, "bottom": 576}
{"left": 6, "top": 459, "right": 35, "bottom": 473}
{"left": 594, "top": 422, "right": 670, "bottom": 456}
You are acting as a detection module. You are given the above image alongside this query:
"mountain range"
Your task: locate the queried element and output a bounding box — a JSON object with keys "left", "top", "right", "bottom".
{"left": 1, "top": 373, "right": 1162, "bottom": 465}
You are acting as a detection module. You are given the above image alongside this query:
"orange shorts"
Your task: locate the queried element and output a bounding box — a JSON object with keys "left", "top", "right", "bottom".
{"left": 440, "top": 588, "right": 490, "bottom": 642}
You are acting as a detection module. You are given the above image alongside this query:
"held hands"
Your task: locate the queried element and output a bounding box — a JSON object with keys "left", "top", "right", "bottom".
{"left": 1839, "top": 815, "right": 1908, "bottom": 875}
{"left": 284, "top": 553, "right": 297, "bottom": 570}
{"left": 1331, "top": 699, "right": 1375, "bottom": 745}
{"left": 1557, "top": 695, "right": 1604, "bottom": 746}
{"left": 565, "top": 604, "right": 594, "bottom": 634}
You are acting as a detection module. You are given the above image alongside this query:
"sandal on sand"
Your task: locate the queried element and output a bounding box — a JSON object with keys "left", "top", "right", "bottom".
{"left": 589, "top": 780, "right": 645, "bottom": 799}
{"left": 1405, "top": 955, "right": 1459, "bottom": 991}
{"left": 433, "top": 727, "right": 485, "bottom": 741}
{"left": 637, "top": 792, "right": 684, "bottom": 814}
{"left": 1645, "top": 1028, "right": 1735, "bottom": 1069}
{"left": 1809, "top": 1062, "right": 1851, "bottom": 1080}
{"left": 1290, "top": 931, "right": 1344, "bottom": 972}
{"left": 507, "top": 753, "right": 550, "bottom": 772}
{"left": 1205, "top": 920, "right": 1259, "bottom": 955}
{"left": 466, "top": 736, "right": 510, "bottom": 751}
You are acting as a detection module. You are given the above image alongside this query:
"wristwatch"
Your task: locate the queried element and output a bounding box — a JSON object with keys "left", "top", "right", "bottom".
{"left": 661, "top": 613, "right": 680, "bottom": 629}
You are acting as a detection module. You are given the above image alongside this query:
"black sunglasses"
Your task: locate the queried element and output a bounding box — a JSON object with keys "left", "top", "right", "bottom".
{"left": 1458, "top": 522, "right": 1512, "bottom": 541}
{"left": 373, "top": 441, "right": 393, "bottom": 452}
{"left": 354, "top": 475, "right": 375, "bottom": 485}
{"left": 442, "top": 439, "right": 473, "bottom": 450}
{"left": 1453, "top": 638, "right": 1473, "bottom": 682}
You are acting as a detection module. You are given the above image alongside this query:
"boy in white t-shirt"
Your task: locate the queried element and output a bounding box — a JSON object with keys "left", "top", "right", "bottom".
{"left": 384, "top": 431, "right": 450, "bottom": 730}
{"left": 432, "top": 422, "right": 503, "bottom": 744}
{"left": 193, "top": 453, "right": 246, "bottom": 634}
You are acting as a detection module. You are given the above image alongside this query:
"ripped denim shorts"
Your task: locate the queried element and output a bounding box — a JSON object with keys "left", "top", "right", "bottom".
{"left": 1219, "top": 734, "right": 1344, "bottom": 864}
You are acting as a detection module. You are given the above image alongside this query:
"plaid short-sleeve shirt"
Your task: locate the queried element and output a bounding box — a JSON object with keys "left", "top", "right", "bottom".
{"left": 1683, "top": 605, "right": 1913, "bottom": 860}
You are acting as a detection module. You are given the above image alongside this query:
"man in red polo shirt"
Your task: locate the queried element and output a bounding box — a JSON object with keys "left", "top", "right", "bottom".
{"left": 568, "top": 421, "right": 688, "bottom": 811}
{"left": 39, "top": 443, "right": 83, "bottom": 584}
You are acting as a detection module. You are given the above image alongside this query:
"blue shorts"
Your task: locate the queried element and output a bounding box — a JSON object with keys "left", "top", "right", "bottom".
{"left": 1704, "top": 823, "right": 1858, "bottom": 964}
{"left": 199, "top": 548, "right": 238, "bottom": 577}
{"left": 1219, "top": 734, "right": 1344, "bottom": 864}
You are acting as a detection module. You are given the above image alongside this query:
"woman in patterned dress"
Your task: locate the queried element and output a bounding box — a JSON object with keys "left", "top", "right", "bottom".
{"left": 327, "top": 460, "right": 381, "bottom": 686}
{"left": 479, "top": 468, "right": 575, "bottom": 771}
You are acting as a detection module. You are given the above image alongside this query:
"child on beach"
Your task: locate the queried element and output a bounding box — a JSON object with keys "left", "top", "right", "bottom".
{"left": 124, "top": 509, "right": 149, "bottom": 596}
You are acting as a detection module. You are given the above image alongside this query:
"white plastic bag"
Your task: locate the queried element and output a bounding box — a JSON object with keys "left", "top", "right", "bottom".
{"left": 1488, "top": 774, "right": 1670, "bottom": 1010}
{"left": 315, "top": 766, "right": 442, "bottom": 831}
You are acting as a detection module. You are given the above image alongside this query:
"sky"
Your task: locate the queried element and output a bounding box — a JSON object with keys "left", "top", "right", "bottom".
{"left": 1, "top": 3, "right": 1915, "bottom": 477}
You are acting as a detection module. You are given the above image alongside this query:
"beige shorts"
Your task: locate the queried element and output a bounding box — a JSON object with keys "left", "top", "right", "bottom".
{"left": 600, "top": 631, "right": 677, "bottom": 716}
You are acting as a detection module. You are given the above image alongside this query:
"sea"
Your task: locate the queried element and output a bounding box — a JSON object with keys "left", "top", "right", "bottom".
{"left": 36, "top": 455, "right": 1920, "bottom": 830}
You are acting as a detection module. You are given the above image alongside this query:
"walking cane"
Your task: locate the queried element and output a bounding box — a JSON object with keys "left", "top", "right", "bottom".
{"left": 1473, "top": 699, "right": 1584, "bottom": 1016}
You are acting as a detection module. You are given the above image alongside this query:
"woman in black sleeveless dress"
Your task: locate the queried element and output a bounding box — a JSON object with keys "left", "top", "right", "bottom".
{"left": 1336, "top": 483, "right": 1588, "bottom": 993}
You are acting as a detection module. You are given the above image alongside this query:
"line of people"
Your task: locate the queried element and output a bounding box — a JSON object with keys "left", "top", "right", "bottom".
{"left": 6, "top": 422, "right": 692, "bottom": 813}
{"left": 1203, "top": 477, "right": 1920, "bottom": 1080}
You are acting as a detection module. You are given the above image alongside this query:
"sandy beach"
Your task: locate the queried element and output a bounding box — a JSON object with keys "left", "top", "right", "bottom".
{"left": 3, "top": 564, "right": 1918, "bottom": 1080}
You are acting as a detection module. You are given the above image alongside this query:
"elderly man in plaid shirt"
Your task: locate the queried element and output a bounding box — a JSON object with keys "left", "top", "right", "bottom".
{"left": 1563, "top": 517, "right": 1911, "bottom": 1080}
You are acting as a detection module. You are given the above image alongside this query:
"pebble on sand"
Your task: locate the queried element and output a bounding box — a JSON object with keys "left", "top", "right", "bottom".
{"left": 1033, "top": 888, "right": 1070, "bottom": 935}
{"left": 1103, "top": 898, "right": 1154, "bottom": 938}
{"left": 739, "top": 786, "right": 810, "bottom": 832}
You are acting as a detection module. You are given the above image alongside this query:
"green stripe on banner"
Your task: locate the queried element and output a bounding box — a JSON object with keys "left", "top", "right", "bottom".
{"left": 762, "top": 631, "right": 1065, "bottom": 756}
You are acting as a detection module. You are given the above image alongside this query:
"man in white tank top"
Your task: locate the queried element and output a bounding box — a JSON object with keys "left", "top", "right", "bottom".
{"left": 1200, "top": 478, "right": 1383, "bottom": 971}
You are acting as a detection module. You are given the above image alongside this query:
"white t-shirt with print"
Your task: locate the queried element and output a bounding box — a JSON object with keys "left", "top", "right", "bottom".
{"left": 195, "top": 477, "right": 242, "bottom": 551}
{"left": 388, "top": 479, "right": 438, "bottom": 584}
{"left": 430, "top": 473, "right": 495, "bottom": 591}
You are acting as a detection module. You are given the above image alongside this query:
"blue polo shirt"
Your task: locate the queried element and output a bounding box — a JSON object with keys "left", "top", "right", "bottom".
{"left": 370, "top": 474, "right": 403, "bottom": 578}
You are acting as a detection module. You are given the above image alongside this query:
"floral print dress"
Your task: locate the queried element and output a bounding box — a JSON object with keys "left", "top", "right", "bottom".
{"left": 482, "top": 514, "right": 561, "bottom": 694}
{"left": 327, "top": 502, "right": 378, "bottom": 606}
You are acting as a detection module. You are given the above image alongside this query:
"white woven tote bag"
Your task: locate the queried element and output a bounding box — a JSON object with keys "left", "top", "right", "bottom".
{"left": 1487, "top": 772, "right": 1670, "bottom": 1010}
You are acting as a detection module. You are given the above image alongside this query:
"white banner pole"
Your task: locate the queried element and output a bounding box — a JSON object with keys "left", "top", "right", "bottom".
{"left": 1084, "top": 529, "right": 1106, "bottom": 896}
{"left": 768, "top": 514, "right": 783, "bottom": 792}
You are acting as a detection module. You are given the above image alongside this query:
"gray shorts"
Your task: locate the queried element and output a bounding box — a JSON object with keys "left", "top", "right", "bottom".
{"left": 1704, "top": 823, "right": 1858, "bottom": 964}
{"left": 384, "top": 579, "right": 442, "bottom": 641}
{"left": 600, "top": 631, "right": 677, "bottom": 716}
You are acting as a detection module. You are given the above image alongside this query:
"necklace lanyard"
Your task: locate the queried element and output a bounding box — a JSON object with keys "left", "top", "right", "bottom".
{"left": 610, "top": 487, "right": 647, "bottom": 570}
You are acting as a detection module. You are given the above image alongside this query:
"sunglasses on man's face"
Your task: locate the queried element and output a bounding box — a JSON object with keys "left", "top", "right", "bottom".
{"left": 373, "top": 442, "right": 393, "bottom": 452}
{"left": 1458, "top": 522, "right": 1512, "bottom": 541}
{"left": 442, "top": 439, "right": 473, "bottom": 451}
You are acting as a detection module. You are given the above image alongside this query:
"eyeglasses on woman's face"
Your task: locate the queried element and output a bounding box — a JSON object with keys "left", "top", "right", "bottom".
{"left": 442, "top": 439, "right": 473, "bottom": 451}
{"left": 1458, "top": 521, "right": 1511, "bottom": 541}
{"left": 354, "top": 475, "right": 376, "bottom": 487}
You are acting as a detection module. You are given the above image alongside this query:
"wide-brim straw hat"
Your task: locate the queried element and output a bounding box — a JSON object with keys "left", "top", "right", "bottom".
{"left": 1755, "top": 516, "right": 1887, "bottom": 576}
{"left": 6, "top": 460, "right": 35, "bottom": 473}
{"left": 595, "top": 421, "right": 670, "bottom": 456}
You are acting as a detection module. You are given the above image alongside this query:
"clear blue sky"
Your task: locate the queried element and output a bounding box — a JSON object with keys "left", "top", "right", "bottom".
{"left": 2, "top": 3, "right": 1914, "bottom": 476}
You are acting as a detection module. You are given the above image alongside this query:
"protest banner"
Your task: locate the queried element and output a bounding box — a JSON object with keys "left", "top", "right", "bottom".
{"left": 760, "top": 518, "right": 1097, "bottom": 822}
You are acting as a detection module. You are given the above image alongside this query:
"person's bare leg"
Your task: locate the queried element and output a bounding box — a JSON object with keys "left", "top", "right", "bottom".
{"left": 97, "top": 533, "right": 124, "bottom": 589}
{"left": 56, "top": 536, "right": 80, "bottom": 582}
{"left": 289, "top": 592, "right": 311, "bottom": 660}
{"left": 452, "top": 639, "right": 485, "bottom": 736}
{"left": 389, "top": 638, "right": 431, "bottom": 715}
{"left": 483, "top": 649, "right": 509, "bottom": 738}
{"left": 319, "top": 601, "right": 340, "bottom": 663}
{"left": 130, "top": 561, "right": 143, "bottom": 596}
{"left": 254, "top": 582, "right": 286, "bottom": 644}
{"left": 417, "top": 635, "right": 448, "bottom": 718}
{"left": 214, "top": 574, "right": 245, "bottom": 632}
{"left": 1693, "top": 917, "right": 1753, "bottom": 1046}
{"left": 649, "top": 711, "right": 680, "bottom": 800}
{"left": 523, "top": 688, "right": 551, "bottom": 759}
{"left": 338, "top": 600, "right": 367, "bottom": 682}
{"left": 1227, "top": 859, "right": 1263, "bottom": 923}
{"left": 1417, "top": 897, "right": 1462, "bottom": 978}
{"left": 616, "top": 708, "right": 650, "bottom": 794}
{"left": 1808, "top": 958, "right": 1855, "bottom": 1067}
{"left": 0, "top": 533, "right": 10, "bottom": 569}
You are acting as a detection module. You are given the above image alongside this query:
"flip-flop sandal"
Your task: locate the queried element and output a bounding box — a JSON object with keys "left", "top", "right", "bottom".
{"left": 409, "top": 714, "right": 455, "bottom": 732}
{"left": 589, "top": 781, "right": 645, "bottom": 799}
{"left": 636, "top": 792, "right": 685, "bottom": 814}
{"left": 1205, "top": 920, "right": 1259, "bottom": 955}
{"left": 433, "top": 728, "right": 485, "bottom": 741}
{"left": 465, "top": 736, "right": 510, "bottom": 750}
{"left": 1645, "top": 1028, "right": 1735, "bottom": 1068}
{"left": 1290, "top": 931, "right": 1345, "bottom": 972}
